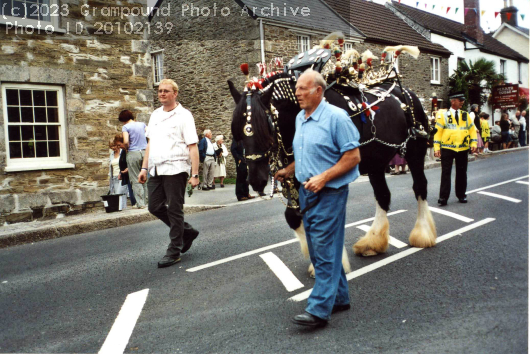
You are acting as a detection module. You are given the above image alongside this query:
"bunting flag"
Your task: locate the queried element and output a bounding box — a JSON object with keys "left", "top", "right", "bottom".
{"left": 495, "top": 11, "right": 500, "bottom": 18}
{"left": 425, "top": 3, "right": 427, "bottom": 9}
{"left": 432, "top": 5, "right": 435, "bottom": 10}
{"left": 521, "top": 14, "right": 525, "bottom": 21}
{"left": 507, "top": 12, "right": 512, "bottom": 21}
{"left": 446, "top": 7, "right": 451, "bottom": 14}
{"left": 481, "top": 10, "right": 486, "bottom": 16}
{"left": 464, "top": 8, "right": 469, "bottom": 16}
{"left": 416, "top": 2, "right": 419, "bottom": 8}
{"left": 455, "top": 8, "right": 459, "bottom": 15}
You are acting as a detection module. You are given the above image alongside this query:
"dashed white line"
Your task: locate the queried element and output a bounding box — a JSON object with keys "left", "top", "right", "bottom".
{"left": 467, "top": 175, "right": 529, "bottom": 194}
{"left": 428, "top": 206, "right": 474, "bottom": 223}
{"left": 477, "top": 191, "right": 522, "bottom": 203}
{"left": 345, "top": 210, "right": 407, "bottom": 228}
{"left": 260, "top": 252, "right": 304, "bottom": 292}
{"left": 356, "top": 224, "right": 408, "bottom": 248}
{"left": 99, "top": 289, "right": 149, "bottom": 354}
{"left": 289, "top": 218, "right": 496, "bottom": 302}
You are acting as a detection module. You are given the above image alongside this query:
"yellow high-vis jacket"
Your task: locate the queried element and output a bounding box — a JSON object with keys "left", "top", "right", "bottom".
{"left": 434, "top": 109, "right": 478, "bottom": 152}
{"left": 480, "top": 119, "right": 491, "bottom": 140}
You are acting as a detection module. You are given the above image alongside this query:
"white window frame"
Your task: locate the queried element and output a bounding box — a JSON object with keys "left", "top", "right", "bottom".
{"left": 430, "top": 57, "right": 441, "bottom": 84}
{"left": 500, "top": 59, "right": 506, "bottom": 77}
{"left": 297, "top": 35, "right": 310, "bottom": 53}
{"left": 151, "top": 50, "right": 164, "bottom": 86}
{"left": 0, "top": 0, "right": 64, "bottom": 33}
{"left": 344, "top": 42, "right": 353, "bottom": 52}
{"left": 2, "top": 83, "right": 73, "bottom": 172}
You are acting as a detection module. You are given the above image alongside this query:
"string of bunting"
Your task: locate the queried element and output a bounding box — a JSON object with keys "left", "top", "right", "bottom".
{"left": 389, "top": 0, "right": 528, "bottom": 22}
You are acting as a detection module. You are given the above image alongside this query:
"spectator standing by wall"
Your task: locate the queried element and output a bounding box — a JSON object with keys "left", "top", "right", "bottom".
{"left": 114, "top": 133, "right": 137, "bottom": 207}
{"left": 120, "top": 110, "right": 148, "bottom": 208}
{"left": 199, "top": 129, "right": 217, "bottom": 190}
{"left": 479, "top": 113, "right": 491, "bottom": 153}
{"left": 500, "top": 113, "right": 513, "bottom": 149}
{"left": 108, "top": 138, "right": 128, "bottom": 210}
{"left": 511, "top": 111, "right": 521, "bottom": 141}
{"left": 213, "top": 135, "right": 229, "bottom": 188}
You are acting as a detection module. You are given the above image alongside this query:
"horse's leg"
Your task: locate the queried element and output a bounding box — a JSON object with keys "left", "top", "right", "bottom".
{"left": 406, "top": 145, "right": 437, "bottom": 247}
{"left": 353, "top": 168, "right": 390, "bottom": 256}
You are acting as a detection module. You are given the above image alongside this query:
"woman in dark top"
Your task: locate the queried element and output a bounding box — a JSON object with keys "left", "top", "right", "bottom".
{"left": 500, "top": 113, "right": 513, "bottom": 149}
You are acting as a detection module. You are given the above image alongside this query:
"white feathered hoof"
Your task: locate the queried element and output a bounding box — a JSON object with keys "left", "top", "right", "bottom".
{"left": 409, "top": 197, "right": 437, "bottom": 248}
{"left": 353, "top": 228, "right": 390, "bottom": 256}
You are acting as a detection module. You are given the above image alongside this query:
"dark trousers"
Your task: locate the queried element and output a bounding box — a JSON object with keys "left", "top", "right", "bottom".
{"left": 439, "top": 148, "right": 468, "bottom": 201}
{"left": 235, "top": 161, "right": 249, "bottom": 199}
{"left": 147, "top": 171, "right": 196, "bottom": 258}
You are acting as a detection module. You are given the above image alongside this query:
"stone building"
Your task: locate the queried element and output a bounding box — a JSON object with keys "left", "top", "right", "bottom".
{"left": 148, "top": 0, "right": 365, "bottom": 178}
{"left": 149, "top": 0, "right": 451, "bottom": 179}
{"left": 0, "top": 0, "right": 153, "bottom": 223}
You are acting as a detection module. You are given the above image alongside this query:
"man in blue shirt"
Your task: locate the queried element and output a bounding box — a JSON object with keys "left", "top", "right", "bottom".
{"left": 275, "top": 69, "right": 361, "bottom": 327}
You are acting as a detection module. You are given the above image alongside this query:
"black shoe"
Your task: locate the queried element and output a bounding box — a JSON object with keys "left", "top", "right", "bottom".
{"left": 157, "top": 256, "right": 181, "bottom": 268}
{"left": 211, "top": 185, "right": 215, "bottom": 189}
{"left": 292, "top": 312, "right": 327, "bottom": 327}
{"left": 182, "top": 229, "right": 199, "bottom": 254}
{"left": 331, "top": 303, "right": 351, "bottom": 314}
{"left": 202, "top": 186, "right": 210, "bottom": 191}
{"left": 258, "top": 192, "right": 266, "bottom": 197}
{"left": 438, "top": 198, "right": 447, "bottom": 206}
{"left": 458, "top": 197, "right": 467, "bottom": 203}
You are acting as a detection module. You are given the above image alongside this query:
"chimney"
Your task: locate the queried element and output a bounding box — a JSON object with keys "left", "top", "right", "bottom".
{"left": 500, "top": 3, "right": 518, "bottom": 27}
{"left": 463, "top": 0, "right": 484, "bottom": 45}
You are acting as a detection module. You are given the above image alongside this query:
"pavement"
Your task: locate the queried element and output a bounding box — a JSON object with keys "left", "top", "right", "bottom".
{"left": 0, "top": 146, "right": 526, "bottom": 249}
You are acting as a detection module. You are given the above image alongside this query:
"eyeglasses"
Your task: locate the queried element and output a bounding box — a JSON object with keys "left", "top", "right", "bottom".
{"left": 158, "top": 89, "right": 174, "bottom": 94}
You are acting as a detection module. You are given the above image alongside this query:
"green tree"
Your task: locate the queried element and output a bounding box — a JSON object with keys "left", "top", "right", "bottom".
{"left": 448, "top": 58, "right": 505, "bottom": 111}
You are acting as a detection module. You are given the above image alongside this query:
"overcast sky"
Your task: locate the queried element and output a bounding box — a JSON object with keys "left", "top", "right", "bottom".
{"left": 146, "top": 0, "right": 529, "bottom": 33}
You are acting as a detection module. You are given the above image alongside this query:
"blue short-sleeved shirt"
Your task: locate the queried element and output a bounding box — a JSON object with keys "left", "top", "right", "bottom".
{"left": 122, "top": 121, "right": 147, "bottom": 151}
{"left": 293, "top": 99, "right": 360, "bottom": 189}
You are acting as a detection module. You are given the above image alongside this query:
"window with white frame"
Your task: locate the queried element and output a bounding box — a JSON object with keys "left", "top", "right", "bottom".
{"left": 297, "top": 35, "right": 310, "bottom": 53}
{"left": 0, "top": 0, "right": 61, "bottom": 30}
{"left": 500, "top": 59, "right": 506, "bottom": 77}
{"left": 430, "top": 57, "right": 440, "bottom": 84}
{"left": 344, "top": 42, "right": 353, "bottom": 52}
{"left": 2, "top": 83, "right": 72, "bottom": 172}
{"left": 152, "top": 51, "right": 164, "bottom": 85}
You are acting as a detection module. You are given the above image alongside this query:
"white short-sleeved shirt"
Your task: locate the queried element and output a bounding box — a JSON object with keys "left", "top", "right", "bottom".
{"left": 145, "top": 103, "right": 199, "bottom": 176}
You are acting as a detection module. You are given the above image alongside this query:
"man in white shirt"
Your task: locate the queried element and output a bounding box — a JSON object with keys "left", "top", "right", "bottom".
{"left": 519, "top": 111, "right": 527, "bottom": 147}
{"left": 138, "top": 79, "right": 200, "bottom": 268}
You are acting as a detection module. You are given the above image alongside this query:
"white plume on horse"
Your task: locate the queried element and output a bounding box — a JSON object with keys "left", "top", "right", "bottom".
{"left": 361, "top": 50, "right": 378, "bottom": 63}
{"left": 319, "top": 31, "right": 345, "bottom": 48}
{"left": 383, "top": 45, "right": 420, "bottom": 59}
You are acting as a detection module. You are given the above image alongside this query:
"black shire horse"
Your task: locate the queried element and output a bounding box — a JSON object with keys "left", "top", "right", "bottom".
{"left": 228, "top": 50, "right": 437, "bottom": 277}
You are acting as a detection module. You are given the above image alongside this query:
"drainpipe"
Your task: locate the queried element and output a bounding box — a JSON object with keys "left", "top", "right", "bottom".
{"left": 259, "top": 18, "right": 265, "bottom": 64}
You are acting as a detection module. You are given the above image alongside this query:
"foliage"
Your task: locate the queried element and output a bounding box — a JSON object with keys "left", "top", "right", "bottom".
{"left": 448, "top": 58, "right": 505, "bottom": 111}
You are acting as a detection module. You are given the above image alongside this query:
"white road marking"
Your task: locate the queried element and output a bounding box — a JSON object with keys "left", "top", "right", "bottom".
{"left": 345, "top": 210, "right": 407, "bottom": 228}
{"left": 99, "top": 289, "right": 149, "bottom": 354}
{"left": 260, "top": 252, "right": 304, "bottom": 292}
{"left": 289, "top": 218, "right": 495, "bottom": 302}
{"left": 428, "top": 206, "right": 474, "bottom": 223}
{"left": 356, "top": 224, "right": 408, "bottom": 248}
{"left": 187, "top": 239, "right": 298, "bottom": 272}
{"left": 477, "top": 191, "right": 522, "bottom": 203}
{"left": 516, "top": 181, "right": 529, "bottom": 185}
{"left": 188, "top": 210, "right": 408, "bottom": 272}
{"left": 467, "top": 175, "right": 529, "bottom": 194}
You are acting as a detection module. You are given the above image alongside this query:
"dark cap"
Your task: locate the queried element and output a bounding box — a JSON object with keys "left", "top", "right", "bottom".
{"left": 449, "top": 92, "right": 466, "bottom": 100}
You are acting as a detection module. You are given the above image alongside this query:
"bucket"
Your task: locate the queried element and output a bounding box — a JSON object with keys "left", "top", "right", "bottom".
{"left": 101, "top": 194, "right": 125, "bottom": 213}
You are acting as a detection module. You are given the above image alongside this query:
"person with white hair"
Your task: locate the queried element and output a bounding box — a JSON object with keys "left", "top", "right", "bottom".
{"left": 213, "top": 135, "right": 229, "bottom": 187}
{"left": 198, "top": 129, "right": 218, "bottom": 190}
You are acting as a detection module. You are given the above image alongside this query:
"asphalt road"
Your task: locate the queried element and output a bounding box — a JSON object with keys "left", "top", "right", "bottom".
{"left": 1, "top": 150, "right": 528, "bottom": 354}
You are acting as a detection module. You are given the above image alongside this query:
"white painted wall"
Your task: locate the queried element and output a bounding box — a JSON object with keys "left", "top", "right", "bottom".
{"left": 431, "top": 33, "right": 465, "bottom": 76}
{"left": 494, "top": 26, "right": 529, "bottom": 59}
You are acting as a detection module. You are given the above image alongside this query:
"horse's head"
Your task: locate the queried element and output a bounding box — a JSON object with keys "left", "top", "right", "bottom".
{"left": 228, "top": 79, "right": 275, "bottom": 193}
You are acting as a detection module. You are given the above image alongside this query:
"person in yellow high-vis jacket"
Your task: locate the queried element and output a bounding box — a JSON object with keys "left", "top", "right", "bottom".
{"left": 434, "top": 93, "right": 477, "bottom": 206}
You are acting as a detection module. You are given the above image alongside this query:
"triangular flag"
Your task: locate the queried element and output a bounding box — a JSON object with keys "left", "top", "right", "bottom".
{"left": 464, "top": 8, "right": 469, "bottom": 16}
{"left": 522, "top": 14, "right": 526, "bottom": 21}
{"left": 495, "top": 11, "right": 500, "bottom": 18}
{"left": 507, "top": 12, "right": 512, "bottom": 21}
{"left": 425, "top": 3, "right": 427, "bottom": 9}
{"left": 416, "top": 2, "right": 419, "bottom": 7}
{"left": 481, "top": 10, "right": 486, "bottom": 16}
{"left": 455, "top": 8, "right": 459, "bottom": 15}
{"left": 399, "top": 0, "right": 401, "bottom": 3}
{"left": 441, "top": 7, "right": 444, "bottom": 11}
{"left": 447, "top": 7, "right": 451, "bottom": 14}
{"left": 433, "top": 5, "right": 436, "bottom": 10}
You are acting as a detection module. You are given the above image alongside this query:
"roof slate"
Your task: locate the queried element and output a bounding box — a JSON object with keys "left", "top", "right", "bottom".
{"left": 235, "top": 0, "right": 364, "bottom": 39}
{"left": 324, "top": 0, "right": 451, "bottom": 55}
{"left": 391, "top": 2, "right": 528, "bottom": 63}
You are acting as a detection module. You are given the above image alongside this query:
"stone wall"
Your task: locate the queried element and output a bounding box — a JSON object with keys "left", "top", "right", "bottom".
{"left": 0, "top": 0, "right": 152, "bottom": 224}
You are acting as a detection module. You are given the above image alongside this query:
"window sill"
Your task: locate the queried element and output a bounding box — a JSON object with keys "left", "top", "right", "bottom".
{"left": 4, "top": 162, "right": 75, "bottom": 173}
{"left": 430, "top": 82, "right": 443, "bottom": 86}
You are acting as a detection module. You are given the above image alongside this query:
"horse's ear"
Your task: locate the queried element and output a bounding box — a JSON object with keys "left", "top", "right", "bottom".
{"left": 260, "top": 86, "right": 274, "bottom": 107}
{"left": 227, "top": 80, "right": 242, "bottom": 104}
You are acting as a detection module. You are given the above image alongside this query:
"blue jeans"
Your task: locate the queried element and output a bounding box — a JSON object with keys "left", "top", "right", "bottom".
{"left": 299, "top": 185, "right": 350, "bottom": 320}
